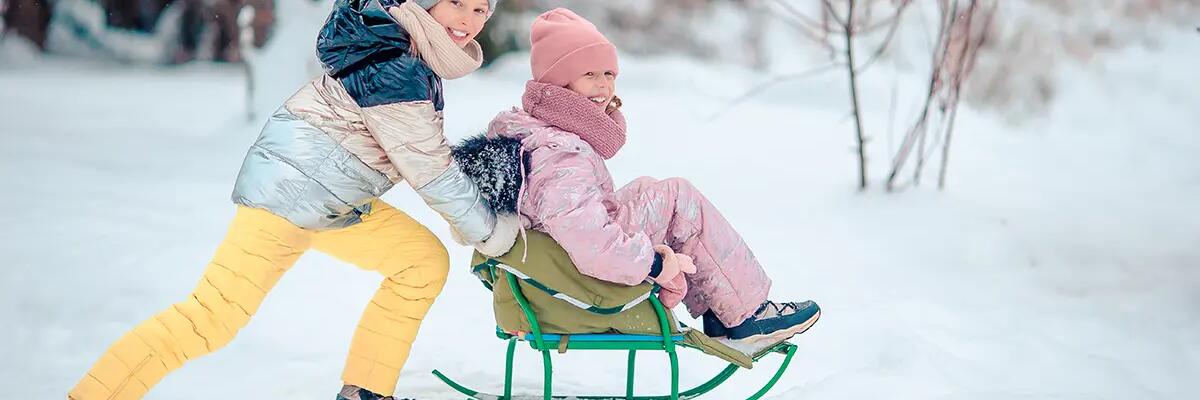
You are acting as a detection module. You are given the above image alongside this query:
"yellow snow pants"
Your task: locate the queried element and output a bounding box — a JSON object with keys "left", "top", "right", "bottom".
{"left": 69, "top": 200, "right": 450, "bottom": 399}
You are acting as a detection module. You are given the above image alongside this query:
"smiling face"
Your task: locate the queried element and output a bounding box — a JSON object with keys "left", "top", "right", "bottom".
{"left": 566, "top": 69, "right": 617, "bottom": 111}
{"left": 426, "top": 0, "right": 491, "bottom": 48}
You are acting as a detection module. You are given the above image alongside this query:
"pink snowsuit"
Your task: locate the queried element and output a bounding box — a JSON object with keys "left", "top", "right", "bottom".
{"left": 486, "top": 107, "right": 772, "bottom": 327}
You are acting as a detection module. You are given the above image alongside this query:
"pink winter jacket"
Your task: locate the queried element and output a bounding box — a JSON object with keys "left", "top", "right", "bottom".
{"left": 486, "top": 110, "right": 657, "bottom": 286}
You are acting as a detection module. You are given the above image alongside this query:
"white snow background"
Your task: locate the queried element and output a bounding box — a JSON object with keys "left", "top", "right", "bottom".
{"left": 1, "top": 1, "right": 1197, "bottom": 399}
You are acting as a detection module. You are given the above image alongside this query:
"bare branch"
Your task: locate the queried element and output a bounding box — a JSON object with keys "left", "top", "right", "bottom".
{"left": 939, "top": 0, "right": 997, "bottom": 189}
{"left": 913, "top": 117, "right": 928, "bottom": 185}
{"left": 857, "top": 6, "right": 908, "bottom": 34}
{"left": 768, "top": 0, "right": 842, "bottom": 53}
{"left": 823, "top": 0, "right": 849, "bottom": 28}
{"left": 886, "top": 73, "right": 899, "bottom": 154}
{"left": 711, "top": 62, "right": 843, "bottom": 119}
{"left": 772, "top": 0, "right": 837, "bottom": 33}
{"left": 772, "top": 12, "right": 840, "bottom": 46}
{"left": 887, "top": 0, "right": 958, "bottom": 191}
{"left": 853, "top": 3, "right": 911, "bottom": 74}
{"left": 936, "top": 103, "right": 961, "bottom": 189}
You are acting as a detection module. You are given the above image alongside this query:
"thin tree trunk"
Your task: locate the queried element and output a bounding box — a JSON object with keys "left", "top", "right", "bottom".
{"left": 939, "top": 0, "right": 989, "bottom": 189}
{"left": 914, "top": 120, "right": 927, "bottom": 185}
{"left": 886, "top": 0, "right": 956, "bottom": 191}
{"left": 937, "top": 103, "right": 960, "bottom": 189}
{"left": 841, "top": 0, "right": 868, "bottom": 190}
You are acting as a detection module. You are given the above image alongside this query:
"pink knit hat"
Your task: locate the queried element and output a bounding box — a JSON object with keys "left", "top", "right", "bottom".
{"left": 529, "top": 8, "right": 619, "bottom": 86}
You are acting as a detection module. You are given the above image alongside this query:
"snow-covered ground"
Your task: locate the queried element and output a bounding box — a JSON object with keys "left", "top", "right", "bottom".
{"left": 2, "top": 3, "right": 1198, "bottom": 399}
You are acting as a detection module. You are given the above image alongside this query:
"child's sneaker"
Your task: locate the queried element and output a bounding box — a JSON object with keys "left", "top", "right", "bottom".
{"left": 336, "top": 385, "right": 413, "bottom": 400}
{"left": 704, "top": 300, "right": 820, "bottom": 344}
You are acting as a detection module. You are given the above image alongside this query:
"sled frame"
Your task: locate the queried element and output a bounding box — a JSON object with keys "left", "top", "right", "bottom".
{"left": 431, "top": 268, "right": 798, "bottom": 400}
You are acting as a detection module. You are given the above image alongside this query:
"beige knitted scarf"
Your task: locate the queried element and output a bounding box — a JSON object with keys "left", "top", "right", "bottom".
{"left": 387, "top": 1, "right": 484, "bottom": 80}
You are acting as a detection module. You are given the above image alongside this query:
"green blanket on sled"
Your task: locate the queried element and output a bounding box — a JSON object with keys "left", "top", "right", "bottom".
{"left": 471, "top": 230, "right": 756, "bottom": 368}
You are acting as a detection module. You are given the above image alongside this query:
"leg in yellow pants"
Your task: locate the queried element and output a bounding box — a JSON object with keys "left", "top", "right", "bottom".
{"left": 313, "top": 203, "right": 449, "bottom": 395}
{"left": 69, "top": 200, "right": 448, "bottom": 399}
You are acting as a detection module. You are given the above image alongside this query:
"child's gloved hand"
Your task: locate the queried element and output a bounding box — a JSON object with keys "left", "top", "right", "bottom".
{"left": 656, "top": 272, "right": 687, "bottom": 309}
{"left": 652, "top": 245, "right": 697, "bottom": 283}
{"left": 605, "top": 95, "right": 623, "bottom": 115}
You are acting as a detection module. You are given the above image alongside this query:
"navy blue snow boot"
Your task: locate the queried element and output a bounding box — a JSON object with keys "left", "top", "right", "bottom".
{"left": 703, "top": 300, "right": 821, "bottom": 345}
{"left": 337, "top": 385, "right": 413, "bottom": 400}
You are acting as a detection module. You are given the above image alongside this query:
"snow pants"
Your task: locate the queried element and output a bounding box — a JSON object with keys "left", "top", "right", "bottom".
{"left": 69, "top": 200, "right": 449, "bottom": 399}
{"left": 612, "top": 177, "right": 772, "bottom": 328}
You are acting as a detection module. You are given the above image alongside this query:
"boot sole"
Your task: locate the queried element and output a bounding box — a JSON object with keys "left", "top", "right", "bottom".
{"left": 718, "top": 310, "right": 821, "bottom": 355}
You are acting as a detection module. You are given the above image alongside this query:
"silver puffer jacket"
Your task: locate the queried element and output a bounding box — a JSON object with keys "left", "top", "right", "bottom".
{"left": 231, "top": 0, "right": 494, "bottom": 241}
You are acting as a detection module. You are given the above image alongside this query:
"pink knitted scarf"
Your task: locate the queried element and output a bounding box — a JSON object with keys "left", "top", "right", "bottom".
{"left": 521, "top": 80, "right": 627, "bottom": 159}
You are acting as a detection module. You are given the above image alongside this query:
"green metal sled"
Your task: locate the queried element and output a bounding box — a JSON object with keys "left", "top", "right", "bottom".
{"left": 431, "top": 262, "right": 800, "bottom": 400}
